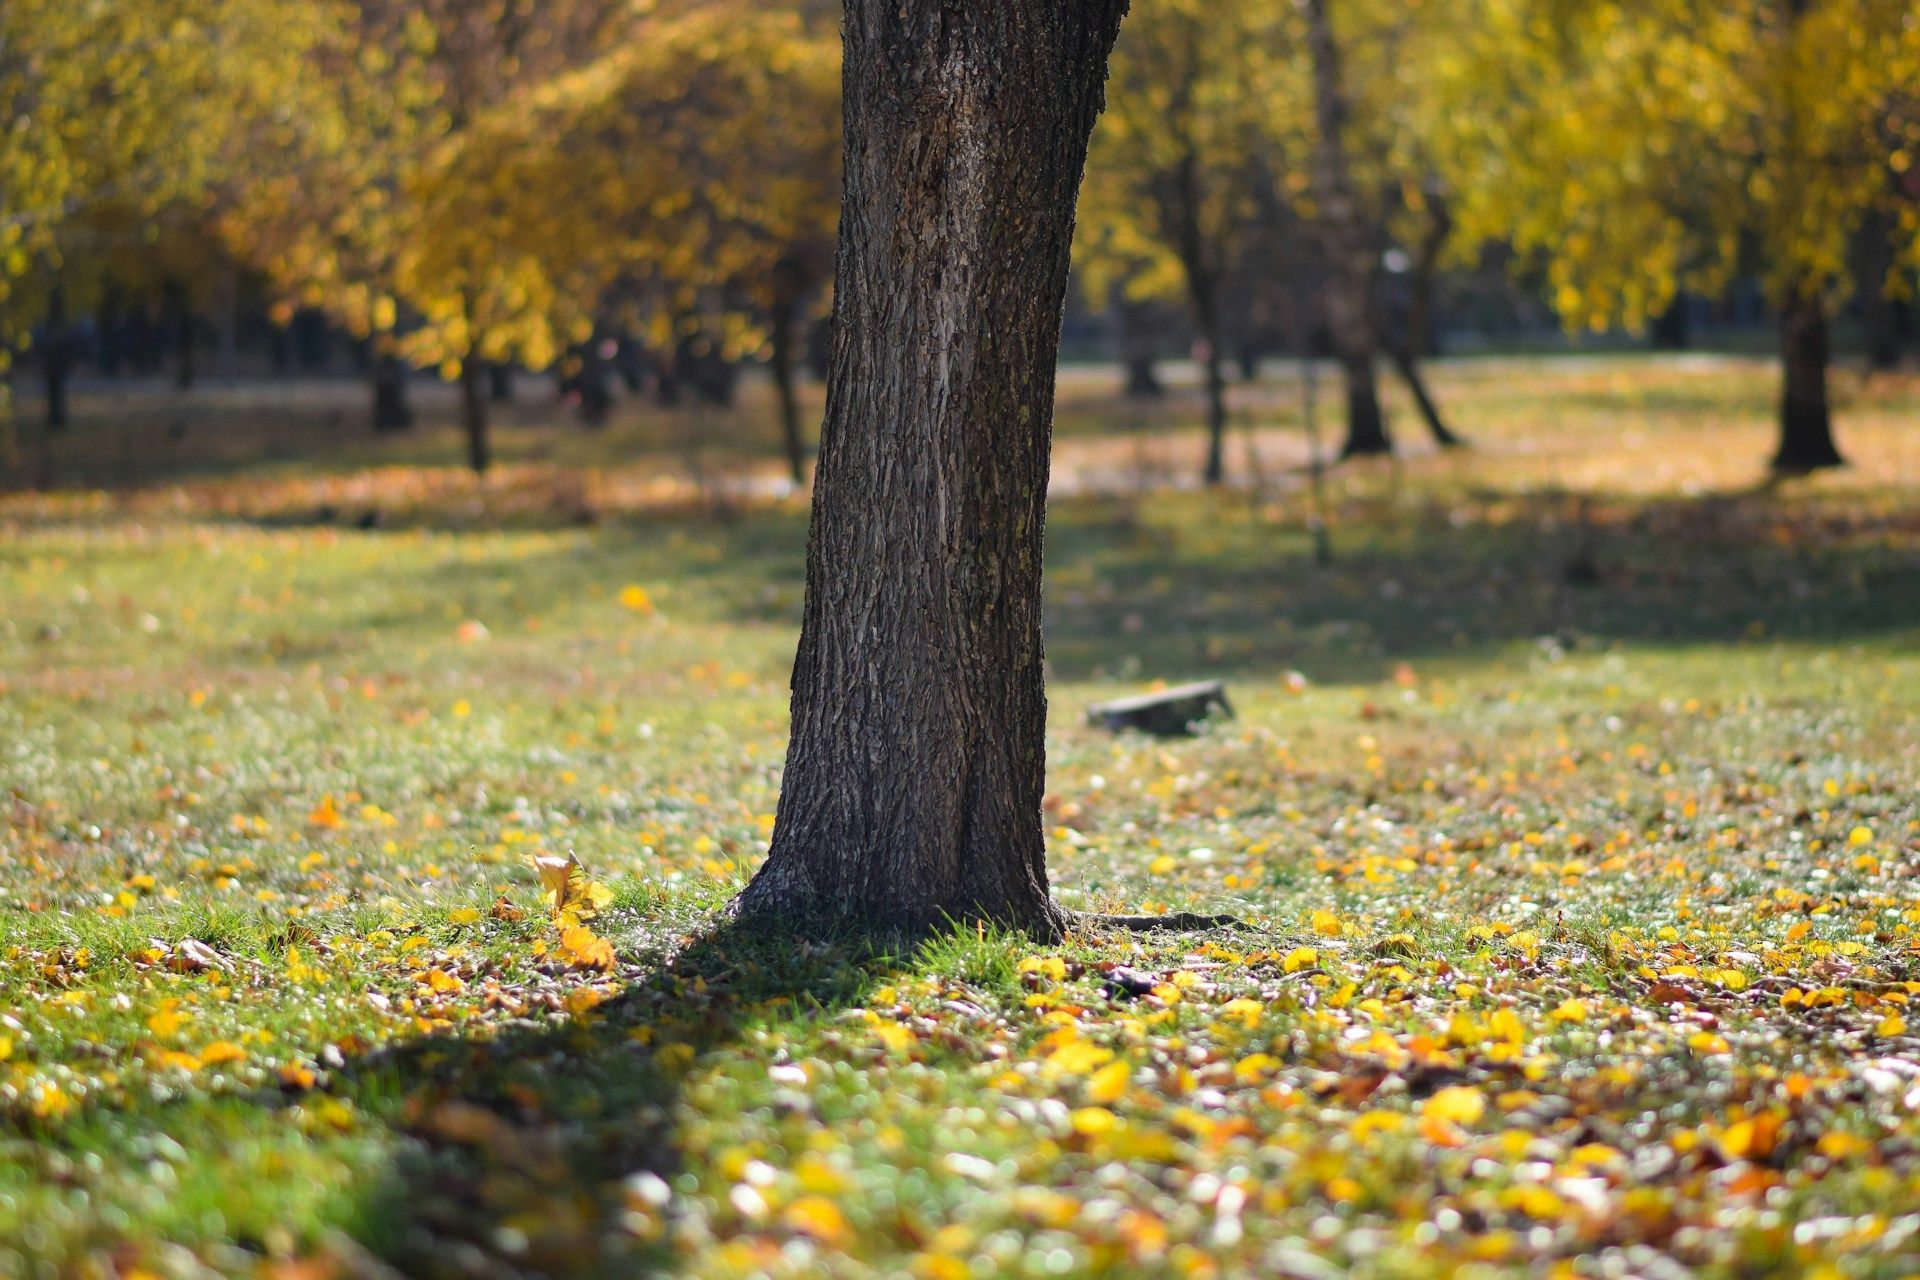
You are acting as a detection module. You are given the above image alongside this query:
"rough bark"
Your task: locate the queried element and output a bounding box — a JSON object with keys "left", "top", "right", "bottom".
{"left": 1303, "top": 0, "right": 1389, "bottom": 459}
{"left": 733, "top": 0, "right": 1129, "bottom": 942}
{"left": 461, "top": 355, "right": 492, "bottom": 475}
{"left": 1772, "top": 287, "right": 1844, "bottom": 473}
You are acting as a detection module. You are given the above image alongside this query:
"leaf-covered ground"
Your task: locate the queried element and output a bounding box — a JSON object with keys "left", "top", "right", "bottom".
{"left": 3, "top": 358, "right": 1919, "bottom": 1278}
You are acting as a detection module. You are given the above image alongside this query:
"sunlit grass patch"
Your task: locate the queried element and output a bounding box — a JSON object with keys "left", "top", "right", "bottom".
{"left": 2, "top": 368, "right": 1919, "bottom": 1276}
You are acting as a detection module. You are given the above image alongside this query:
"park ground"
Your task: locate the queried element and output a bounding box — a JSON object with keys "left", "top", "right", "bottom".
{"left": 2, "top": 355, "right": 1919, "bottom": 1278}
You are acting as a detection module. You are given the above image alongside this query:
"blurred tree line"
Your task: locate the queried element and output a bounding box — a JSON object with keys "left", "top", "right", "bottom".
{"left": 3, "top": 0, "right": 1917, "bottom": 484}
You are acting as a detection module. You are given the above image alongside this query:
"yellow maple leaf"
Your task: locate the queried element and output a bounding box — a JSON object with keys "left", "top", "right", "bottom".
{"left": 559, "top": 924, "right": 616, "bottom": 972}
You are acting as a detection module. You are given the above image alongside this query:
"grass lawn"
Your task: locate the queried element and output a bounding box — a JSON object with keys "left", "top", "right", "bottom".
{"left": 2, "top": 356, "right": 1919, "bottom": 1278}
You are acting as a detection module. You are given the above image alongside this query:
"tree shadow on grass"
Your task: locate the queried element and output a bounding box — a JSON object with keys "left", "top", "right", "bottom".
{"left": 336, "top": 914, "right": 885, "bottom": 1278}
{"left": 1040, "top": 485, "right": 1920, "bottom": 685}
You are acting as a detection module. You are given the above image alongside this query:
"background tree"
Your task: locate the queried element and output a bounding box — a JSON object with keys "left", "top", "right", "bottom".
{"left": 0, "top": 0, "right": 336, "bottom": 478}
{"left": 733, "top": 0, "right": 1130, "bottom": 941}
{"left": 1078, "top": 0, "right": 1297, "bottom": 485}
{"left": 477, "top": 6, "right": 841, "bottom": 483}
{"left": 1436, "top": 0, "right": 1920, "bottom": 472}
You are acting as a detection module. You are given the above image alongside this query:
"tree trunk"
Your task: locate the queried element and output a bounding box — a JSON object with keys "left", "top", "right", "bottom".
{"left": 461, "top": 356, "right": 492, "bottom": 475}
{"left": 1116, "top": 296, "right": 1163, "bottom": 399}
{"left": 769, "top": 298, "right": 807, "bottom": 486}
{"left": 1405, "top": 200, "right": 1448, "bottom": 359}
{"left": 1303, "top": 0, "right": 1391, "bottom": 460}
{"left": 1650, "top": 298, "right": 1690, "bottom": 351}
{"left": 42, "top": 275, "right": 71, "bottom": 436}
{"left": 488, "top": 362, "right": 514, "bottom": 404}
{"left": 1772, "top": 287, "right": 1844, "bottom": 473}
{"left": 733, "top": 0, "right": 1128, "bottom": 942}
{"left": 371, "top": 353, "right": 414, "bottom": 433}
{"left": 570, "top": 340, "right": 613, "bottom": 427}
{"left": 1384, "top": 339, "right": 1463, "bottom": 449}
{"left": 1198, "top": 301, "right": 1227, "bottom": 486}
{"left": 167, "top": 281, "right": 197, "bottom": 391}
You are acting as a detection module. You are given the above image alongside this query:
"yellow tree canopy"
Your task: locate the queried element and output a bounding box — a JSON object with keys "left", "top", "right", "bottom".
{"left": 1435, "top": 0, "right": 1920, "bottom": 331}
{"left": 0, "top": 0, "right": 342, "bottom": 352}
{"left": 402, "top": 3, "right": 840, "bottom": 373}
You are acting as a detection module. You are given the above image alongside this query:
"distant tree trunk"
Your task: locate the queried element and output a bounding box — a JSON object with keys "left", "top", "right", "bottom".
{"left": 461, "top": 355, "right": 491, "bottom": 475}
{"left": 1304, "top": 0, "right": 1389, "bottom": 459}
{"left": 1385, "top": 341, "right": 1464, "bottom": 449}
{"left": 768, "top": 294, "right": 808, "bottom": 486}
{"left": 41, "top": 274, "right": 71, "bottom": 435}
{"left": 1195, "top": 292, "right": 1228, "bottom": 485}
{"left": 1650, "top": 298, "right": 1691, "bottom": 351}
{"left": 733, "top": 0, "right": 1128, "bottom": 942}
{"left": 1856, "top": 211, "right": 1904, "bottom": 371}
{"left": 1864, "top": 290, "right": 1903, "bottom": 371}
{"left": 371, "top": 352, "right": 414, "bottom": 433}
{"left": 1773, "top": 287, "right": 1844, "bottom": 473}
{"left": 488, "top": 362, "right": 514, "bottom": 403}
{"left": 1168, "top": 151, "right": 1227, "bottom": 483}
{"left": 166, "top": 281, "right": 197, "bottom": 390}
{"left": 96, "top": 286, "right": 125, "bottom": 377}
{"left": 1404, "top": 193, "right": 1449, "bottom": 359}
{"left": 571, "top": 339, "right": 613, "bottom": 427}
{"left": 1116, "top": 296, "right": 1163, "bottom": 399}
{"left": 215, "top": 262, "right": 239, "bottom": 379}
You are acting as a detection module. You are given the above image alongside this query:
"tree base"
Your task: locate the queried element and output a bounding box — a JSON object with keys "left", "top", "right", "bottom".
{"left": 1073, "top": 911, "right": 1244, "bottom": 933}
{"left": 729, "top": 871, "right": 1072, "bottom": 947}
{"left": 1769, "top": 445, "right": 1845, "bottom": 475}
{"left": 1339, "top": 436, "right": 1393, "bottom": 460}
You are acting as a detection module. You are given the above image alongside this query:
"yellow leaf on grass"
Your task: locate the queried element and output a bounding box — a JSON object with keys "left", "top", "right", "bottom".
{"left": 1349, "top": 1110, "right": 1406, "bottom": 1141}
{"left": 559, "top": 924, "right": 616, "bottom": 973}
{"left": 147, "top": 1008, "right": 187, "bottom": 1040}
{"left": 1049, "top": 1038, "right": 1112, "bottom": 1074}
{"left": 1311, "top": 909, "right": 1344, "bottom": 937}
{"left": 1087, "top": 1060, "right": 1131, "bottom": 1103}
{"left": 199, "top": 1040, "right": 246, "bottom": 1066}
{"left": 1071, "top": 1106, "right": 1118, "bottom": 1135}
{"left": 620, "top": 585, "right": 656, "bottom": 613}
{"left": 1718, "top": 1112, "right": 1782, "bottom": 1161}
{"left": 1282, "top": 946, "right": 1319, "bottom": 973}
{"left": 1875, "top": 1013, "right": 1906, "bottom": 1037}
{"left": 1423, "top": 1086, "right": 1487, "bottom": 1127}
{"left": 782, "top": 1195, "right": 849, "bottom": 1245}
{"left": 1549, "top": 998, "right": 1589, "bottom": 1023}
{"left": 306, "top": 795, "right": 345, "bottom": 829}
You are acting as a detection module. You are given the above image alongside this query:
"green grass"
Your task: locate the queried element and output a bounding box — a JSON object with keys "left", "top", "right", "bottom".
{"left": 2, "top": 359, "right": 1919, "bottom": 1278}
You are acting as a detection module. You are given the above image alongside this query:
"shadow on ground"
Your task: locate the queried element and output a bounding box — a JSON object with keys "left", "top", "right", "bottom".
{"left": 336, "top": 914, "right": 884, "bottom": 1278}
{"left": 1038, "top": 486, "right": 1920, "bottom": 684}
